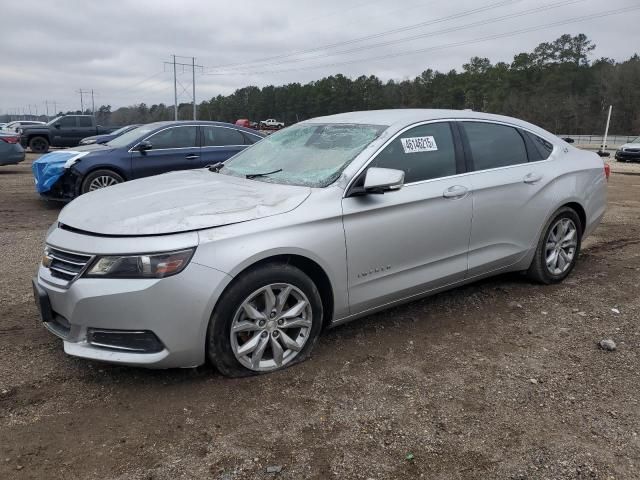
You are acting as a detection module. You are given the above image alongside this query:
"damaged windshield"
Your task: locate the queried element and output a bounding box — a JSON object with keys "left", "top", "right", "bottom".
{"left": 220, "top": 123, "right": 387, "bottom": 187}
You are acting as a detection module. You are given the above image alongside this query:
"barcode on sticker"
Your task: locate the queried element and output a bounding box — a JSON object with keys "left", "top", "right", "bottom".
{"left": 401, "top": 136, "right": 438, "bottom": 153}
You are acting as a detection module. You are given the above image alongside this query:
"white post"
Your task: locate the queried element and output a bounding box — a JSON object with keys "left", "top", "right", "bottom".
{"left": 601, "top": 105, "right": 612, "bottom": 153}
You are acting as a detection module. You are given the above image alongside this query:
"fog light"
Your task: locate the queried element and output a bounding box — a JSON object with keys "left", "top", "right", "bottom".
{"left": 87, "top": 329, "right": 164, "bottom": 353}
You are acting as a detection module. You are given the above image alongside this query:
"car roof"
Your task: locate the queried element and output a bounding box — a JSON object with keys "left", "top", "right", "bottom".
{"left": 305, "top": 109, "right": 553, "bottom": 139}
{"left": 141, "top": 120, "right": 264, "bottom": 136}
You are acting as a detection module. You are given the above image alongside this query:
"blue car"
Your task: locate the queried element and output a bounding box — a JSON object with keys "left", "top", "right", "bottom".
{"left": 32, "top": 121, "right": 264, "bottom": 200}
{"left": 78, "top": 124, "right": 141, "bottom": 146}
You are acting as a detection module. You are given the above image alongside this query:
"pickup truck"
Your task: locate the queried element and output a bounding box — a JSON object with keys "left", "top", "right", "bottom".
{"left": 259, "top": 118, "right": 285, "bottom": 130}
{"left": 19, "top": 115, "right": 116, "bottom": 153}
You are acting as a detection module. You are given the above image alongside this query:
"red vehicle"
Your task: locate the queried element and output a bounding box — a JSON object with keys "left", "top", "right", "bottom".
{"left": 235, "top": 119, "right": 251, "bottom": 129}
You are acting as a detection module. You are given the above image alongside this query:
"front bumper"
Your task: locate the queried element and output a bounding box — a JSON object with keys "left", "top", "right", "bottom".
{"left": 35, "top": 260, "right": 232, "bottom": 368}
{"left": 615, "top": 150, "right": 640, "bottom": 161}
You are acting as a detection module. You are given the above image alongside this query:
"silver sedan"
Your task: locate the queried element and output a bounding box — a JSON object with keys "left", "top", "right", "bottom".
{"left": 33, "top": 109, "right": 607, "bottom": 376}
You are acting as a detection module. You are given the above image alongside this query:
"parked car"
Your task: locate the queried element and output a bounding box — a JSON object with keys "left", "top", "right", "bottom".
{"left": 19, "top": 115, "right": 115, "bottom": 153}
{"left": 32, "top": 120, "right": 264, "bottom": 200}
{"left": 2, "top": 120, "right": 46, "bottom": 132}
{"left": 32, "top": 109, "right": 607, "bottom": 375}
{"left": 79, "top": 124, "right": 141, "bottom": 146}
{"left": 260, "top": 118, "right": 285, "bottom": 129}
{"left": 0, "top": 131, "right": 25, "bottom": 166}
{"left": 615, "top": 136, "right": 640, "bottom": 162}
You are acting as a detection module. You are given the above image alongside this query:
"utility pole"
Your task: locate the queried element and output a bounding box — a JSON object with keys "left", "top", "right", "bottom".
{"left": 192, "top": 56, "right": 196, "bottom": 120}
{"left": 44, "top": 100, "right": 49, "bottom": 121}
{"left": 601, "top": 105, "right": 612, "bottom": 154}
{"left": 77, "top": 89, "right": 92, "bottom": 113}
{"left": 164, "top": 55, "right": 202, "bottom": 121}
{"left": 173, "top": 55, "right": 178, "bottom": 120}
{"left": 91, "top": 89, "right": 95, "bottom": 115}
{"left": 78, "top": 90, "right": 84, "bottom": 112}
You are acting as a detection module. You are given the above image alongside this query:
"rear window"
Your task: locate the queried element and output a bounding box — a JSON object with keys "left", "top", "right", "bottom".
{"left": 523, "top": 131, "right": 554, "bottom": 161}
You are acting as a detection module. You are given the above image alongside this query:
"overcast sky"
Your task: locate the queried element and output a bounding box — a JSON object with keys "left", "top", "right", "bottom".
{"left": 1, "top": 0, "right": 637, "bottom": 117}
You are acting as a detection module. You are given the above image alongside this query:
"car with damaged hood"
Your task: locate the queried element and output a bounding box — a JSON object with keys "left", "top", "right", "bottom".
{"left": 33, "top": 109, "right": 607, "bottom": 376}
{"left": 31, "top": 120, "right": 264, "bottom": 200}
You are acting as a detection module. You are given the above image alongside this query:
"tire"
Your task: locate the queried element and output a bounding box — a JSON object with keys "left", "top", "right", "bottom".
{"left": 527, "top": 207, "right": 582, "bottom": 284}
{"left": 29, "top": 136, "right": 49, "bottom": 153}
{"left": 207, "top": 263, "right": 323, "bottom": 377}
{"left": 80, "top": 169, "right": 124, "bottom": 194}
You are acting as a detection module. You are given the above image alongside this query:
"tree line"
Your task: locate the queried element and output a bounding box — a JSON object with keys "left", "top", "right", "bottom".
{"left": 17, "top": 34, "right": 640, "bottom": 134}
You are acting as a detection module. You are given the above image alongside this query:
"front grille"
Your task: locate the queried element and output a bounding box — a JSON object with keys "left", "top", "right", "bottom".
{"left": 87, "top": 329, "right": 165, "bottom": 353}
{"left": 624, "top": 148, "right": 640, "bottom": 153}
{"left": 46, "top": 246, "right": 93, "bottom": 282}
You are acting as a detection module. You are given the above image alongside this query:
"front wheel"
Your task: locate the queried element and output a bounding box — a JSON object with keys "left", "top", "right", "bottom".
{"left": 207, "top": 263, "right": 323, "bottom": 377}
{"left": 80, "top": 169, "right": 124, "bottom": 194}
{"left": 527, "top": 207, "right": 582, "bottom": 284}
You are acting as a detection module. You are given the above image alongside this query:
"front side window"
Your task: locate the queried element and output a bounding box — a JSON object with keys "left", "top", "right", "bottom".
{"left": 463, "top": 122, "right": 528, "bottom": 170}
{"left": 221, "top": 123, "right": 386, "bottom": 187}
{"left": 202, "top": 126, "right": 244, "bottom": 147}
{"left": 146, "top": 126, "right": 197, "bottom": 149}
{"left": 368, "top": 122, "right": 457, "bottom": 183}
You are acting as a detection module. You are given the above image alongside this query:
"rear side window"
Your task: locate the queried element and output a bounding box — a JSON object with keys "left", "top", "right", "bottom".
{"left": 57, "top": 117, "right": 76, "bottom": 128}
{"left": 369, "top": 122, "right": 457, "bottom": 183}
{"left": 523, "top": 131, "right": 554, "bottom": 161}
{"left": 202, "top": 126, "right": 244, "bottom": 147}
{"left": 147, "top": 126, "right": 197, "bottom": 149}
{"left": 243, "top": 132, "right": 262, "bottom": 145}
{"left": 77, "top": 117, "right": 93, "bottom": 127}
{"left": 463, "top": 122, "right": 528, "bottom": 170}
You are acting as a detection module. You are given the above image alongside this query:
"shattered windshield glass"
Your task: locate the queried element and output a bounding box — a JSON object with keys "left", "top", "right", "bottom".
{"left": 220, "top": 123, "right": 387, "bottom": 187}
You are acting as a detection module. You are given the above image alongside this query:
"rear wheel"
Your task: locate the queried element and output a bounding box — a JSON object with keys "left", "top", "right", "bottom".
{"left": 80, "top": 169, "right": 124, "bottom": 194}
{"left": 207, "top": 263, "right": 323, "bottom": 377}
{"left": 527, "top": 207, "right": 582, "bottom": 284}
{"left": 29, "top": 136, "right": 49, "bottom": 153}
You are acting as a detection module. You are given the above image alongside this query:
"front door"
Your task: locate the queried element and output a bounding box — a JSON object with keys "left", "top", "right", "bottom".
{"left": 342, "top": 121, "right": 473, "bottom": 315}
{"left": 131, "top": 125, "right": 200, "bottom": 179}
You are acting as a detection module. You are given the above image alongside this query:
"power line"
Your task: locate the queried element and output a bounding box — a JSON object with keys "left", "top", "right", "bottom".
{"left": 201, "top": 5, "right": 640, "bottom": 77}
{"left": 205, "top": 0, "right": 582, "bottom": 74}
{"left": 203, "top": 0, "right": 521, "bottom": 73}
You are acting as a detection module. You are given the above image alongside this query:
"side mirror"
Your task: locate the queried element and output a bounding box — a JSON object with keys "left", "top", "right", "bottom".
{"left": 562, "top": 137, "right": 575, "bottom": 144}
{"left": 135, "top": 140, "right": 153, "bottom": 153}
{"left": 350, "top": 167, "right": 405, "bottom": 196}
{"left": 54, "top": 124, "right": 61, "bottom": 129}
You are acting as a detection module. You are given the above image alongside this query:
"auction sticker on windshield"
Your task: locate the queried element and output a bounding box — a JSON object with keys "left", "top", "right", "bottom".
{"left": 400, "top": 136, "right": 438, "bottom": 154}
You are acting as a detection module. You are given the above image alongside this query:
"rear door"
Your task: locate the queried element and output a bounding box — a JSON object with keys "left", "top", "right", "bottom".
{"left": 199, "top": 125, "right": 253, "bottom": 167}
{"left": 459, "top": 120, "right": 554, "bottom": 277}
{"left": 131, "top": 125, "right": 200, "bottom": 179}
{"left": 342, "top": 121, "right": 473, "bottom": 314}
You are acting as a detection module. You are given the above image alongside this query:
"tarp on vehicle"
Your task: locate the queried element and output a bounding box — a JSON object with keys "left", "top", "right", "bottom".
{"left": 32, "top": 151, "right": 83, "bottom": 193}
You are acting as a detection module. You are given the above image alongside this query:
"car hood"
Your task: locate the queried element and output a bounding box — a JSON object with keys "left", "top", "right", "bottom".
{"left": 620, "top": 143, "right": 640, "bottom": 150}
{"left": 58, "top": 169, "right": 312, "bottom": 235}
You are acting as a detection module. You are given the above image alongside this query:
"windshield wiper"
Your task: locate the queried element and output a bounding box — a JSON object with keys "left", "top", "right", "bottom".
{"left": 246, "top": 168, "right": 283, "bottom": 179}
{"left": 207, "top": 162, "right": 224, "bottom": 173}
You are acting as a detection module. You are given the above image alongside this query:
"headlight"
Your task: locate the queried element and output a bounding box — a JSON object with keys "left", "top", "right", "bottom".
{"left": 81, "top": 139, "right": 96, "bottom": 145}
{"left": 85, "top": 249, "right": 195, "bottom": 279}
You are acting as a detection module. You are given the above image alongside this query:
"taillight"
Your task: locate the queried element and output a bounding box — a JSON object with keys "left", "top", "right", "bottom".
{"left": 604, "top": 163, "right": 610, "bottom": 181}
{"left": 0, "top": 136, "right": 19, "bottom": 144}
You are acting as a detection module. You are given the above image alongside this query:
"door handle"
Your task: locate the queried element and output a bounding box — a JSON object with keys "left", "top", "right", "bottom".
{"left": 185, "top": 154, "right": 200, "bottom": 160}
{"left": 523, "top": 173, "right": 542, "bottom": 184}
{"left": 443, "top": 185, "right": 469, "bottom": 199}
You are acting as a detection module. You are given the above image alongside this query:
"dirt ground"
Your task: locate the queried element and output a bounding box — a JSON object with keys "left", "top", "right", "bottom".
{"left": 1, "top": 153, "right": 639, "bottom": 480}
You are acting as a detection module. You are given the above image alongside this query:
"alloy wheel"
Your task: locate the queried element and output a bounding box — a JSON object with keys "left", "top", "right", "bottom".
{"left": 545, "top": 218, "right": 577, "bottom": 275}
{"left": 88, "top": 175, "right": 120, "bottom": 191}
{"left": 230, "top": 283, "right": 313, "bottom": 372}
